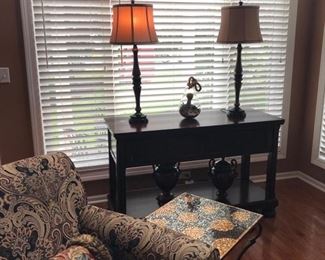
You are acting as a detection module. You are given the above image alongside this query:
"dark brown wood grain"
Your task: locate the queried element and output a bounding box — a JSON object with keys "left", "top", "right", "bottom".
{"left": 106, "top": 109, "right": 284, "bottom": 215}
{"left": 105, "top": 109, "right": 284, "bottom": 136}
{"left": 243, "top": 179, "right": 325, "bottom": 260}
{"left": 94, "top": 178, "right": 325, "bottom": 259}
{"left": 127, "top": 179, "right": 325, "bottom": 259}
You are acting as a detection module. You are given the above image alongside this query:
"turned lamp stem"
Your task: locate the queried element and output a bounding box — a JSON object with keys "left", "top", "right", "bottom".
{"left": 235, "top": 43, "right": 242, "bottom": 110}
{"left": 130, "top": 44, "right": 148, "bottom": 123}
{"left": 227, "top": 42, "right": 246, "bottom": 120}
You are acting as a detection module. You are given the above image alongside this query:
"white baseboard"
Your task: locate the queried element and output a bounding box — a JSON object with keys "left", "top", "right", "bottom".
{"left": 297, "top": 171, "right": 325, "bottom": 192}
{"left": 87, "top": 194, "right": 108, "bottom": 205}
{"left": 250, "top": 171, "right": 299, "bottom": 183}
{"left": 250, "top": 170, "right": 325, "bottom": 193}
{"left": 87, "top": 170, "right": 325, "bottom": 205}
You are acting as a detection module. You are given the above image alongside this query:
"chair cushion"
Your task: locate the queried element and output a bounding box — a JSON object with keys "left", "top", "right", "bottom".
{"left": 0, "top": 152, "right": 87, "bottom": 259}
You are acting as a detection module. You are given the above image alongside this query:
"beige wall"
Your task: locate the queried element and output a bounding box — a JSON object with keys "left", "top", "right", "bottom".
{"left": 298, "top": 0, "right": 325, "bottom": 183}
{"left": 1, "top": 0, "right": 325, "bottom": 185}
{"left": 0, "top": 0, "right": 34, "bottom": 164}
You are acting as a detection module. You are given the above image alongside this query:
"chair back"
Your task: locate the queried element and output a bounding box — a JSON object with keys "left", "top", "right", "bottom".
{"left": 0, "top": 152, "right": 86, "bottom": 259}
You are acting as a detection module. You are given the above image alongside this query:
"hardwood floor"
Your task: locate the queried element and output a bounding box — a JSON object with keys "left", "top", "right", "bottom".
{"left": 98, "top": 178, "right": 325, "bottom": 259}
{"left": 244, "top": 179, "right": 325, "bottom": 260}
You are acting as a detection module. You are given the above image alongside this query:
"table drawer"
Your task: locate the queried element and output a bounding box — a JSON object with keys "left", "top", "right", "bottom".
{"left": 124, "top": 126, "right": 273, "bottom": 166}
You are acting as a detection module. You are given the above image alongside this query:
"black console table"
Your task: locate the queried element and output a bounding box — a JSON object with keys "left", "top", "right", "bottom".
{"left": 105, "top": 109, "right": 284, "bottom": 217}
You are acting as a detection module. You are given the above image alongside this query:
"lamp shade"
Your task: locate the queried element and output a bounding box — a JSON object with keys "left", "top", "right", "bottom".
{"left": 110, "top": 3, "right": 158, "bottom": 44}
{"left": 217, "top": 5, "right": 262, "bottom": 43}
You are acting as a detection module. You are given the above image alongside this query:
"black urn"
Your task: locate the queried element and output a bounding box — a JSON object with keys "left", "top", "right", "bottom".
{"left": 209, "top": 157, "right": 238, "bottom": 201}
{"left": 152, "top": 163, "right": 180, "bottom": 206}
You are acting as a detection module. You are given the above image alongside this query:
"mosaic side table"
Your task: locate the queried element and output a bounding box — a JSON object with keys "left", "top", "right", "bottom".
{"left": 145, "top": 193, "right": 263, "bottom": 259}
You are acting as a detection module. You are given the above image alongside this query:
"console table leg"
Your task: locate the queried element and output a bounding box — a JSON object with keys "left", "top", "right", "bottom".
{"left": 108, "top": 130, "right": 116, "bottom": 211}
{"left": 109, "top": 152, "right": 116, "bottom": 210}
{"left": 239, "top": 154, "right": 250, "bottom": 205}
{"left": 265, "top": 126, "right": 280, "bottom": 217}
{"left": 266, "top": 150, "right": 277, "bottom": 201}
{"left": 115, "top": 163, "right": 127, "bottom": 213}
{"left": 241, "top": 154, "right": 251, "bottom": 181}
{"left": 262, "top": 208, "right": 276, "bottom": 218}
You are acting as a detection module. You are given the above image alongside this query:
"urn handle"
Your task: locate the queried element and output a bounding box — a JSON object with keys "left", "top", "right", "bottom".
{"left": 175, "top": 161, "right": 180, "bottom": 170}
{"left": 209, "top": 158, "right": 216, "bottom": 168}
{"left": 152, "top": 162, "right": 180, "bottom": 171}
{"left": 230, "top": 159, "right": 237, "bottom": 170}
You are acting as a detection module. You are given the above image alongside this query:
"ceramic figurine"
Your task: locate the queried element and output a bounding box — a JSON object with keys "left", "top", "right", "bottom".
{"left": 179, "top": 76, "right": 202, "bottom": 118}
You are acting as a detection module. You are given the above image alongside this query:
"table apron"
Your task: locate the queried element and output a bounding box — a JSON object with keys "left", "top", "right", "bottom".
{"left": 118, "top": 126, "right": 275, "bottom": 167}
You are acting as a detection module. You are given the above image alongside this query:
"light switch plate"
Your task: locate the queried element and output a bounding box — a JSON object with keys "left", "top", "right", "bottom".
{"left": 0, "top": 67, "right": 10, "bottom": 84}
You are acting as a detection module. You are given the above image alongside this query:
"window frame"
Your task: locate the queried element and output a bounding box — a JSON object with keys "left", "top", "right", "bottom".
{"left": 21, "top": 0, "right": 45, "bottom": 156}
{"left": 20, "top": 0, "right": 298, "bottom": 179}
{"left": 276, "top": 0, "right": 298, "bottom": 160}
{"left": 311, "top": 25, "right": 325, "bottom": 169}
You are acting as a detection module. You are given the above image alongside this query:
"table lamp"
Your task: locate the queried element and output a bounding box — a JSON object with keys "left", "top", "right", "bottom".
{"left": 217, "top": 1, "right": 262, "bottom": 121}
{"left": 110, "top": 1, "right": 158, "bottom": 124}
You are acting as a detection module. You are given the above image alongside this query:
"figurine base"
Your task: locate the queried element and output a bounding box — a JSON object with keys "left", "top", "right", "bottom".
{"left": 129, "top": 112, "right": 148, "bottom": 124}
{"left": 227, "top": 107, "right": 246, "bottom": 121}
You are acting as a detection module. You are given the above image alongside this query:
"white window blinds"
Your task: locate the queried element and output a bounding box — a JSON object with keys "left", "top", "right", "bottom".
{"left": 33, "top": 0, "right": 113, "bottom": 167}
{"left": 30, "top": 0, "right": 292, "bottom": 168}
{"left": 312, "top": 25, "right": 325, "bottom": 168}
{"left": 319, "top": 106, "right": 325, "bottom": 160}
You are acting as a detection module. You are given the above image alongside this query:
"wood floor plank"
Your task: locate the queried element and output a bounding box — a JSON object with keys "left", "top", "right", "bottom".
{"left": 93, "top": 178, "right": 325, "bottom": 259}
{"left": 244, "top": 179, "right": 325, "bottom": 260}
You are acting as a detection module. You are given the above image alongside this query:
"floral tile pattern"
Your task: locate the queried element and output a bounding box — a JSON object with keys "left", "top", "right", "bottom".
{"left": 146, "top": 193, "right": 262, "bottom": 258}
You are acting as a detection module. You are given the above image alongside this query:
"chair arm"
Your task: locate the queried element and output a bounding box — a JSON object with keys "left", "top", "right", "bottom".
{"left": 79, "top": 205, "right": 220, "bottom": 260}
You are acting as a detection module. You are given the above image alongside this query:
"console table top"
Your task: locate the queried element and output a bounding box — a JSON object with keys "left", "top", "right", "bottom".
{"left": 105, "top": 109, "right": 284, "bottom": 136}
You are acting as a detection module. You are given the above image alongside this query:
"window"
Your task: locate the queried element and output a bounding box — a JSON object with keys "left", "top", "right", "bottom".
{"left": 312, "top": 25, "right": 325, "bottom": 169}
{"left": 21, "top": 0, "right": 296, "bottom": 169}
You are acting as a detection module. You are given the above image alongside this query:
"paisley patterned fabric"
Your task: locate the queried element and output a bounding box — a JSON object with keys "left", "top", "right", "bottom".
{"left": 67, "top": 234, "right": 112, "bottom": 260}
{"left": 0, "top": 152, "right": 86, "bottom": 259}
{"left": 50, "top": 246, "right": 95, "bottom": 260}
{"left": 80, "top": 205, "right": 220, "bottom": 260}
{"left": 0, "top": 152, "right": 220, "bottom": 260}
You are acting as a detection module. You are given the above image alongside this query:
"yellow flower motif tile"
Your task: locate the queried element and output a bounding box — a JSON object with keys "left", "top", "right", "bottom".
{"left": 210, "top": 219, "right": 234, "bottom": 232}
{"left": 153, "top": 203, "right": 176, "bottom": 216}
{"left": 202, "top": 204, "right": 217, "bottom": 214}
{"left": 213, "top": 238, "right": 237, "bottom": 257}
{"left": 183, "top": 227, "right": 204, "bottom": 240}
{"left": 178, "top": 213, "right": 198, "bottom": 223}
{"left": 232, "top": 211, "right": 250, "bottom": 222}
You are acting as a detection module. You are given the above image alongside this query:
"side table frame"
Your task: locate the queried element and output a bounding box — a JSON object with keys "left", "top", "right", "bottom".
{"left": 106, "top": 110, "right": 284, "bottom": 216}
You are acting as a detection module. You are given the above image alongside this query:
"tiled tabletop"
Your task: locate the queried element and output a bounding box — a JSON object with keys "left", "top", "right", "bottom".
{"left": 146, "top": 193, "right": 262, "bottom": 258}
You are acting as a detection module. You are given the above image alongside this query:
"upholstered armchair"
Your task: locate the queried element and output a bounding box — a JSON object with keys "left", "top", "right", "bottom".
{"left": 0, "top": 152, "right": 219, "bottom": 259}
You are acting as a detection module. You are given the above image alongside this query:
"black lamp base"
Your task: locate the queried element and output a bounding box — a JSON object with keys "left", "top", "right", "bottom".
{"left": 227, "top": 106, "right": 246, "bottom": 121}
{"left": 129, "top": 112, "right": 148, "bottom": 124}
